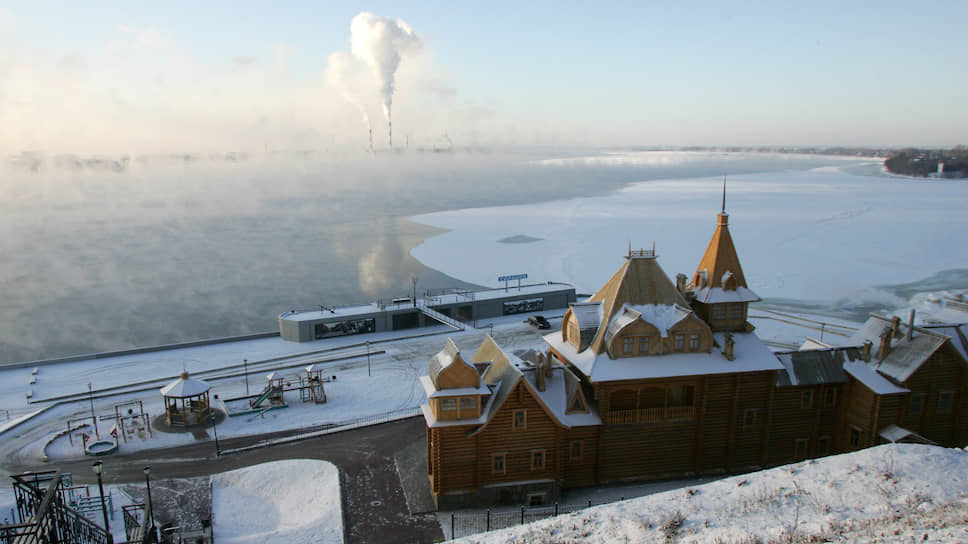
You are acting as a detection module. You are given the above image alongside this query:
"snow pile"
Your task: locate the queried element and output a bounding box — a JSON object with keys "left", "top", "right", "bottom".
{"left": 454, "top": 444, "right": 968, "bottom": 543}
{"left": 212, "top": 459, "right": 342, "bottom": 543}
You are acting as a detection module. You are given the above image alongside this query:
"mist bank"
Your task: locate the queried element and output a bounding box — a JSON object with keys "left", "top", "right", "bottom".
{"left": 1, "top": 151, "right": 857, "bottom": 364}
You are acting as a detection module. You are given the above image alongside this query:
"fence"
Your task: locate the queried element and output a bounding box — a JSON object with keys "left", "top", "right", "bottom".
{"left": 446, "top": 498, "right": 625, "bottom": 540}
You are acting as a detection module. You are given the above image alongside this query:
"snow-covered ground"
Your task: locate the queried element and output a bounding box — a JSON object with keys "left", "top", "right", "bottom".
{"left": 212, "top": 459, "right": 342, "bottom": 544}
{"left": 0, "top": 313, "right": 556, "bottom": 464}
{"left": 411, "top": 158, "right": 968, "bottom": 315}
{"left": 451, "top": 444, "right": 968, "bottom": 543}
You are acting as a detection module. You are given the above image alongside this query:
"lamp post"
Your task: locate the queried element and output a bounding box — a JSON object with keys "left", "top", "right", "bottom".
{"left": 210, "top": 412, "right": 220, "bottom": 457}
{"left": 366, "top": 341, "right": 371, "bottom": 377}
{"left": 92, "top": 461, "right": 110, "bottom": 537}
{"left": 143, "top": 466, "right": 155, "bottom": 538}
{"left": 243, "top": 358, "right": 249, "bottom": 396}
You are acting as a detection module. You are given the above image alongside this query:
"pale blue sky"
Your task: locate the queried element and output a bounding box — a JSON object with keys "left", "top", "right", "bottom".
{"left": 1, "top": 2, "right": 965, "bottom": 152}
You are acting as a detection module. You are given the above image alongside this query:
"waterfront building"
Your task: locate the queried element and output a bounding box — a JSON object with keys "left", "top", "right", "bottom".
{"left": 422, "top": 206, "right": 968, "bottom": 508}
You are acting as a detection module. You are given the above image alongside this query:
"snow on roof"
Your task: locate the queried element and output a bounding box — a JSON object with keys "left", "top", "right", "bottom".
{"left": 519, "top": 367, "right": 601, "bottom": 428}
{"left": 570, "top": 302, "right": 602, "bottom": 331}
{"left": 799, "top": 337, "right": 832, "bottom": 350}
{"left": 280, "top": 303, "right": 382, "bottom": 322}
{"left": 630, "top": 304, "right": 691, "bottom": 337}
{"left": 848, "top": 314, "right": 949, "bottom": 383}
{"left": 420, "top": 375, "right": 490, "bottom": 399}
{"left": 690, "top": 286, "right": 761, "bottom": 304}
{"left": 878, "top": 424, "right": 936, "bottom": 445}
{"left": 921, "top": 324, "right": 968, "bottom": 363}
{"left": 160, "top": 373, "right": 211, "bottom": 398}
{"left": 843, "top": 361, "right": 909, "bottom": 395}
{"left": 548, "top": 331, "right": 782, "bottom": 382}
{"left": 774, "top": 347, "right": 856, "bottom": 387}
{"left": 266, "top": 372, "right": 281, "bottom": 380}
{"left": 428, "top": 338, "right": 478, "bottom": 388}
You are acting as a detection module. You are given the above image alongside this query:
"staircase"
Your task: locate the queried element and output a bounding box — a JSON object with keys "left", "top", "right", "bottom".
{"left": 416, "top": 302, "right": 465, "bottom": 331}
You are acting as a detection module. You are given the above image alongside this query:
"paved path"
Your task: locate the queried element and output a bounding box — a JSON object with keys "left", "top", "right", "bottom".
{"left": 2, "top": 417, "right": 443, "bottom": 544}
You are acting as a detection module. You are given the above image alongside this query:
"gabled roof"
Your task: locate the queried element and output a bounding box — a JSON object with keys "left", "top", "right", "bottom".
{"left": 585, "top": 253, "right": 688, "bottom": 354}
{"left": 774, "top": 347, "right": 857, "bottom": 387}
{"left": 922, "top": 324, "right": 968, "bottom": 363}
{"left": 688, "top": 212, "right": 760, "bottom": 304}
{"left": 844, "top": 361, "right": 909, "bottom": 395}
{"left": 428, "top": 338, "right": 479, "bottom": 389}
{"left": 847, "top": 314, "right": 951, "bottom": 383}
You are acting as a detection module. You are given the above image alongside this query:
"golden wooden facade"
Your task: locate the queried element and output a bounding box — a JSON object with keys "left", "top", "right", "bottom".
{"left": 423, "top": 210, "right": 968, "bottom": 507}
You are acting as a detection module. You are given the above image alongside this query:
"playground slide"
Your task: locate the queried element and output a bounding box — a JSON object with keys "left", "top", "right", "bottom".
{"left": 249, "top": 388, "right": 273, "bottom": 409}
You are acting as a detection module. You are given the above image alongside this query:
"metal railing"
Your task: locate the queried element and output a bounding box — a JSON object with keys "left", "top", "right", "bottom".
{"left": 446, "top": 499, "right": 623, "bottom": 540}
{"left": 1, "top": 470, "right": 112, "bottom": 544}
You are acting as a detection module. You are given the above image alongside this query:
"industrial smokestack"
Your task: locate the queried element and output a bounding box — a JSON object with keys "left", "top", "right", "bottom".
{"left": 350, "top": 12, "right": 421, "bottom": 145}
{"left": 389, "top": 119, "right": 393, "bottom": 148}
{"left": 368, "top": 128, "right": 374, "bottom": 153}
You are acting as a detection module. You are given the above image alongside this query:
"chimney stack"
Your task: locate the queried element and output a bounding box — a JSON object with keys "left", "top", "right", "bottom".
{"left": 536, "top": 352, "right": 546, "bottom": 392}
{"left": 676, "top": 273, "right": 687, "bottom": 292}
{"left": 891, "top": 316, "right": 902, "bottom": 339}
{"left": 861, "top": 340, "right": 872, "bottom": 362}
{"left": 907, "top": 309, "right": 916, "bottom": 341}
{"left": 544, "top": 350, "right": 553, "bottom": 379}
{"left": 722, "top": 333, "right": 735, "bottom": 361}
{"left": 878, "top": 329, "right": 892, "bottom": 360}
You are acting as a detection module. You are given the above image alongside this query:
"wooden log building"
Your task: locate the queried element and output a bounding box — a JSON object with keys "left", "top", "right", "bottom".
{"left": 422, "top": 207, "right": 968, "bottom": 509}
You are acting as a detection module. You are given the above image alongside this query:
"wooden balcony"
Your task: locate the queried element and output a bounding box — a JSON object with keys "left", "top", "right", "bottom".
{"left": 607, "top": 406, "right": 696, "bottom": 425}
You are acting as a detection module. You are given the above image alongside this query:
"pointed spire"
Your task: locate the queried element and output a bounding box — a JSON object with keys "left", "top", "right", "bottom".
{"left": 721, "top": 174, "right": 727, "bottom": 213}
{"left": 628, "top": 240, "right": 631, "bottom": 259}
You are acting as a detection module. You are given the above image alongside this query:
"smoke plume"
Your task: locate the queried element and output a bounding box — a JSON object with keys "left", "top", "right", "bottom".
{"left": 349, "top": 12, "right": 422, "bottom": 137}
{"left": 324, "top": 51, "right": 372, "bottom": 132}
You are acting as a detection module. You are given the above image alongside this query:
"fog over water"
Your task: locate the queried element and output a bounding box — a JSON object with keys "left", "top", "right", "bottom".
{"left": 0, "top": 150, "right": 853, "bottom": 364}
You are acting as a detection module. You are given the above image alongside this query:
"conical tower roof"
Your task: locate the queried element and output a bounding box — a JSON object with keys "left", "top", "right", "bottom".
{"left": 586, "top": 249, "right": 689, "bottom": 353}
{"left": 689, "top": 212, "right": 760, "bottom": 303}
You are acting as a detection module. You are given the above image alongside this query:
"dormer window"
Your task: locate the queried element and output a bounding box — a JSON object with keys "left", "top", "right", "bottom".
{"left": 689, "top": 334, "right": 699, "bottom": 351}
{"left": 623, "top": 337, "right": 634, "bottom": 354}
{"left": 722, "top": 271, "right": 737, "bottom": 291}
{"left": 674, "top": 335, "right": 684, "bottom": 351}
{"left": 712, "top": 305, "right": 726, "bottom": 320}
{"left": 441, "top": 398, "right": 457, "bottom": 411}
{"left": 638, "top": 336, "right": 650, "bottom": 354}
{"left": 728, "top": 304, "right": 744, "bottom": 319}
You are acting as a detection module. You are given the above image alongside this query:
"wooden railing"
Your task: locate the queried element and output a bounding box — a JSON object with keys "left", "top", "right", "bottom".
{"left": 607, "top": 406, "right": 696, "bottom": 425}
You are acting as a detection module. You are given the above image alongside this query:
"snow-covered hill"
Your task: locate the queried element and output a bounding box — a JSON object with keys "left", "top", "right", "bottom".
{"left": 454, "top": 444, "right": 968, "bottom": 543}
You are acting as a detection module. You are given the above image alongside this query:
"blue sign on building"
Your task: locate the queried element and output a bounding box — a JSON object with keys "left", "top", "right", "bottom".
{"left": 498, "top": 273, "right": 528, "bottom": 282}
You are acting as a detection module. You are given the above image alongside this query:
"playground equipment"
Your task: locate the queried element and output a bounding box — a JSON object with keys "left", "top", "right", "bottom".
{"left": 301, "top": 364, "right": 330, "bottom": 404}
{"left": 97, "top": 400, "right": 151, "bottom": 443}
{"left": 250, "top": 373, "right": 286, "bottom": 409}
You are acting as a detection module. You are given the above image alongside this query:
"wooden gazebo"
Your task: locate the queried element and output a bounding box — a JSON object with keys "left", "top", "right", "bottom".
{"left": 160, "top": 372, "right": 212, "bottom": 426}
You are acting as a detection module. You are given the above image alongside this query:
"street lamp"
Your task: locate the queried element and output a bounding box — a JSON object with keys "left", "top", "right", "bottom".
{"left": 210, "top": 411, "right": 220, "bottom": 457}
{"left": 143, "top": 466, "right": 155, "bottom": 538}
{"left": 243, "top": 358, "right": 249, "bottom": 396}
{"left": 92, "top": 461, "right": 110, "bottom": 536}
{"left": 366, "top": 341, "right": 371, "bottom": 377}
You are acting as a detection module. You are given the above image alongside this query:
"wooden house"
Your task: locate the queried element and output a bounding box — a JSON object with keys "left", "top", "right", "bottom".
{"left": 422, "top": 207, "right": 968, "bottom": 508}
{"left": 422, "top": 337, "right": 600, "bottom": 509}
